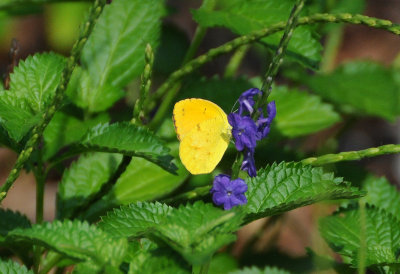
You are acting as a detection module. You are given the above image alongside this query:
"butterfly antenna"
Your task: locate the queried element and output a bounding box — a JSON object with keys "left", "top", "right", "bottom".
{"left": 231, "top": 99, "right": 239, "bottom": 113}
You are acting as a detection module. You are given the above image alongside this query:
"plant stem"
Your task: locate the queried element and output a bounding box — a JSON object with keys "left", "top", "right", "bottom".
{"left": 0, "top": 0, "right": 107, "bottom": 202}
{"left": 192, "top": 261, "right": 211, "bottom": 274}
{"left": 321, "top": 26, "right": 344, "bottom": 72}
{"left": 224, "top": 45, "right": 251, "bottom": 77}
{"left": 393, "top": 50, "right": 400, "bottom": 68}
{"left": 357, "top": 200, "right": 367, "bottom": 274}
{"left": 230, "top": 152, "right": 243, "bottom": 179}
{"left": 34, "top": 163, "right": 45, "bottom": 224}
{"left": 162, "top": 185, "right": 211, "bottom": 205}
{"left": 149, "top": 13, "right": 400, "bottom": 109}
{"left": 39, "top": 253, "right": 62, "bottom": 274}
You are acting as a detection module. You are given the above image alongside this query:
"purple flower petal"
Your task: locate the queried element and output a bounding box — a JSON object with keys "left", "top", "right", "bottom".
{"left": 238, "top": 88, "right": 262, "bottom": 115}
{"left": 210, "top": 174, "right": 248, "bottom": 210}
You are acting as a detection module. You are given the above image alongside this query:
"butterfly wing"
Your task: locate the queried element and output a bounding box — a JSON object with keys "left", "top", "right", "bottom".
{"left": 179, "top": 117, "right": 231, "bottom": 174}
{"left": 173, "top": 98, "right": 227, "bottom": 141}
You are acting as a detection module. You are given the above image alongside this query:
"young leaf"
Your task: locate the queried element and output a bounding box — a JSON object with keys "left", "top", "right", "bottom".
{"left": 110, "top": 156, "right": 188, "bottom": 205}
{"left": 362, "top": 176, "right": 400, "bottom": 220}
{"left": 43, "top": 111, "right": 109, "bottom": 160}
{"left": 8, "top": 220, "right": 128, "bottom": 269}
{"left": 0, "top": 53, "right": 65, "bottom": 141}
{"left": 244, "top": 162, "right": 364, "bottom": 221}
{"left": 76, "top": 122, "right": 177, "bottom": 173}
{"left": 57, "top": 152, "right": 123, "bottom": 219}
{"left": 229, "top": 266, "right": 290, "bottom": 274}
{"left": 0, "top": 209, "right": 31, "bottom": 241}
{"left": 320, "top": 204, "right": 400, "bottom": 268}
{"left": 71, "top": 0, "right": 165, "bottom": 112}
{"left": 192, "top": 0, "right": 322, "bottom": 68}
{"left": 269, "top": 86, "right": 340, "bottom": 137}
{"left": 151, "top": 201, "right": 243, "bottom": 265}
{"left": 99, "top": 202, "right": 173, "bottom": 238}
{"left": 0, "top": 260, "right": 33, "bottom": 274}
{"left": 306, "top": 61, "right": 400, "bottom": 121}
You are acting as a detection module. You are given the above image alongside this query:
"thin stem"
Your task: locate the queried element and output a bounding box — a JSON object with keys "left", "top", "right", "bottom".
{"left": 162, "top": 185, "right": 211, "bottom": 205}
{"left": 34, "top": 165, "right": 45, "bottom": 224}
{"left": 393, "top": 50, "right": 400, "bottom": 68}
{"left": 259, "top": 0, "right": 304, "bottom": 99}
{"left": 148, "top": 13, "right": 400, "bottom": 111}
{"left": 192, "top": 261, "right": 211, "bottom": 274}
{"left": 39, "top": 253, "right": 62, "bottom": 274}
{"left": 357, "top": 200, "right": 366, "bottom": 274}
{"left": 230, "top": 152, "right": 243, "bottom": 180}
{"left": 224, "top": 45, "right": 251, "bottom": 77}
{"left": 321, "top": 26, "right": 344, "bottom": 72}
{"left": 0, "top": 0, "right": 107, "bottom": 202}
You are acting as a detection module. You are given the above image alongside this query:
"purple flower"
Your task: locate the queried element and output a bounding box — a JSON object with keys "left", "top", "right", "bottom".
{"left": 241, "top": 149, "right": 257, "bottom": 177}
{"left": 256, "top": 101, "right": 276, "bottom": 140}
{"left": 228, "top": 113, "right": 258, "bottom": 151}
{"left": 210, "top": 174, "right": 248, "bottom": 210}
{"left": 238, "top": 88, "right": 262, "bottom": 115}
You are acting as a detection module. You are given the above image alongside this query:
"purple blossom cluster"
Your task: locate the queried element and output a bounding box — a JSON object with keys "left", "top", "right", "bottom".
{"left": 210, "top": 88, "right": 276, "bottom": 210}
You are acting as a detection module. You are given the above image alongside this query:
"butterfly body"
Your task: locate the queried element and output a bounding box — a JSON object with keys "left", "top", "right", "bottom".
{"left": 173, "top": 98, "right": 231, "bottom": 174}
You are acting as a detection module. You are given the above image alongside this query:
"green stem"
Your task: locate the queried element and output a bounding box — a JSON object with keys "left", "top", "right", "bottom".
{"left": 321, "top": 26, "right": 344, "bottom": 72}
{"left": 393, "top": 51, "right": 400, "bottom": 68}
{"left": 193, "top": 261, "right": 211, "bottom": 274}
{"left": 148, "top": 13, "right": 400, "bottom": 110}
{"left": 231, "top": 152, "right": 243, "bottom": 179}
{"left": 162, "top": 185, "right": 211, "bottom": 205}
{"left": 301, "top": 144, "right": 400, "bottom": 166}
{"left": 357, "top": 200, "right": 366, "bottom": 274}
{"left": 224, "top": 45, "right": 251, "bottom": 77}
{"left": 38, "top": 253, "right": 62, "bottom": 274}
{"left": 0, "top": 0, "right": 107, "bottom": 203}
{"left": 259, "top": 0, "right": 304, "bottom": 100}
{"left": 34, "top": 166, "right": 45, "bottom": 224}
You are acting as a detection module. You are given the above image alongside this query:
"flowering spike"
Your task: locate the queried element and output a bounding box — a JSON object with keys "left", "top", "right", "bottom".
{"left": 211, "top": 174, "right": 248, "bottom": 210}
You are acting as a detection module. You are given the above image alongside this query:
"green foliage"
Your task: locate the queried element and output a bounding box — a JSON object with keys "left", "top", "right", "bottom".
{"left": 362, "top": 176, "right": 400, "bottom": 218}
{"left": 151, "top": 201, "right": 243, "bottom": 265}
{"left": 245, "top": 162, "right": 364, "bottom": 221}
{"left": 180, "top": 77, "right": 339, "bottom": 137}
{"left": 229, "top": 266, "right": 290, "bottom": 274}
{"left": 320, "top": 204, "right": 400, "bottom": 269}
{"left": 269, "top": 85, "right": 340, "bottom": 137}
{"left": 192, "top": 0, "right": 322, "bottom": 68}
{"left": 43, "top": 111, "right": 109, "bottom": 160}
{"left": 8, "top": 220, "right": 128, "bottom": 271}
{"left": 209, "top": 253, "right": 238, "bottom": 274}
{"left": 68, "top": 0, "right": 165, "bottom": 112}
{"left": 306, "top": 61, "right": 400, "bottom": 121}
{"left": 0, "top": 53, "right": 65, "bottom": 141}
{"left": 99, "top": 202, "right": 173, "bottom": 238}
{"left": 57, "top": 152, "right": 122, "bottom": 219}
{"left": 0, "top": 259, "right": 33, "bottom": 274}
{"left": 77, "top": 122, "right": 177, "bottom": 173}
{"left": 0, "top": 209, "right": 30, "bottom": 241}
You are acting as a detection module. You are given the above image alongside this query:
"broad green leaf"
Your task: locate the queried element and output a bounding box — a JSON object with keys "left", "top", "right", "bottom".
{"left": 8, "top": 220, "right": 128, "bottom": 269}
{"left": 179, "top": 77, "right": 339, "bottom": 137}
{"left": 151, "top": 201, "right": 243, "bottom": 265}
{"left": 229, "top": 266, "right": 290, "bottom": 274}
{"left": 362, "top": 176, "right": 400, "bottom": 219}
{"left": 320, "top": 205, "right": 400, "bottom": 268}
{"left": 330, "top": 0, "right": 366, "bottom": 14}
{"left": 99, "top": 202, "right": 173, "bottom": 238}
{"left": 77, "top": 122, "right": 177, "bottom": 173}
{"left": 73, "top": 0, "right": 164, "bottom": 112}
{"left": 43, "top": 111, "right": 109, "bottom": 160}
{"left": 245, "top": 162, "right": 364, "bottom": 221}
{"left": 127, "top": 239, "right": 189, "bottom": 274}
{"left": 209, "top": 253, "right": 238, "bottom": 274}
{"left": 306, "top": 61, "right": 400, "bottom": 121}
{"left": 57, "top": 152, "right": 123, "bottom": 219}
{"left": 192, "top": 0, "right": 322, "bottom": 68}
{"left": 0, "top": 209, "right": 31, "bottom": 241}
{"left": 0, "top": 53, "right": 65, "bottom": 141}
{"left": 111, "top": 156, "right": 187, "bottom": 204}
{"left": 270, "top": 86, "right": 340, "bottom": 137}
{"left": 0, "top": 260, "right": 33, "bottom": 274}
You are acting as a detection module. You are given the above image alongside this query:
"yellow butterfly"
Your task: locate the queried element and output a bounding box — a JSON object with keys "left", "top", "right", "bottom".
{"left": 173, "top": 98, "right": 232, "bottom": 174}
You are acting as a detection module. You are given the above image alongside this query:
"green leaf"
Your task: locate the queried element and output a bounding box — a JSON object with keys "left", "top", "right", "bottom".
{"left": 305, "top": 61, "right": 400, "bottom": 121}
{"left": 270, "top": 85, "right": 340, "bottom": 137}
{"left": 228, "top": 266, "right": 290, "bottom": 274}
{"left": 151, "top": 201, "right": 243, "bottom": 265}
{"left": 320, "top": 204, "right": 400, "bottom": 268}
{"left": 99, "top": 202, "right": 173, "bottom": 238}
{"left": 0, "top": 209, "right": 31, "bottom": 241}
{"left": 0, "top": 53, "right": 65, "bottom": 141}
{"left": 209, "top": 253, "right": 238, "bottom": 274}
{"left": 57, "top": 152, "right": 123, "bottom": 219}
{"left": 192, "top": 0, "right": 322, "bottom": 68}
{"left": 245, "top": 162, "right": 364, "bottom": 221}
{"left": 73, "top": 0, "right": 164, "bottom": 112}
{"left": 179, "top": 77, "right": 339, "bottom": 137}
{"left": 77, "top": 122, "right": 177, "bottom": 173}
{"left": 111, "top": 155, "right": 188, "bottom": 204}
{"left": 0, "top": 260, "right": 33, "bottom": 274}
{"left": 8, "top": 220, "right": 128, "bottom": 269}
{"left": 362, "top": 176, "right": 400, "bottom": 219}
{"left": 43, "top": 111, "right": 109, "bottom": 160}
